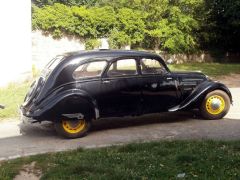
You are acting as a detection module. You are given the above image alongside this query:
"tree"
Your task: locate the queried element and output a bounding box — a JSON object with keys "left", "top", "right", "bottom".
{"left": 32, "top": 0, "right": 97, "bottom": 7}
{"left": 145, "top": 0, "right": 201, "bottom": 53}
{"left": 113, "top": 8, "right": 146, "bottom": 48}
{"left": 32, "top": 4, "right": 116, "bottom": 38}
{"left": 201, "top": 0, "right": 240, "bottom": 52}
{"left": 32, "top": 3, "right": 76, "bottom": 38}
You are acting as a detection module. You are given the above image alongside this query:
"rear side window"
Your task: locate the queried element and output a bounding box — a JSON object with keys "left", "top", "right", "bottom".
{"left": 73, "top": 61, "right": 107, "bottom": 79}
{"left": 107, "top": 59, "right": 137, "bottom": 77}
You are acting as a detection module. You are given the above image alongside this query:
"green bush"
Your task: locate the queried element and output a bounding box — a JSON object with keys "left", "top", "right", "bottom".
{"left": 32, "top": 0, "right": 240, "bottom": 54}
{"left": 32, "top": 2, "right": 201, "bottom": 53}
{"left": 85, "top": 39, "right": 101, "bottom": 50}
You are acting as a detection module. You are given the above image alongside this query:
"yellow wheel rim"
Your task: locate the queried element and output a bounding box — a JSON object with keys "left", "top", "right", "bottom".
{"left": 62, "top": 119, "right": 86, "bottom": 134}
{"left": 206, "top": 95, "right": 225, "bottom": 115}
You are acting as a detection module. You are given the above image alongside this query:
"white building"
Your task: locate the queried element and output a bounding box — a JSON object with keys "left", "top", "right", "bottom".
{"left": 0, "top": 1, "right": 31, "bottom": 87}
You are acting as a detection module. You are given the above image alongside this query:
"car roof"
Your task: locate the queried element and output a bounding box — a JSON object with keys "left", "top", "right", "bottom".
{"left": 63, "top": 49, "right": 161, "bottom": 60}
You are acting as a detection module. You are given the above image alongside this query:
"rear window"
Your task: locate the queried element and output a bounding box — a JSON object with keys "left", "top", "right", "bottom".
{"left": 47, "top": 56, "right": 65, "bottom": 70}
{"left": 73, "top": 61, "right": 107, "bottom": 79}
{"left": 41, "top": 56, "right": 65, "bottom": 78}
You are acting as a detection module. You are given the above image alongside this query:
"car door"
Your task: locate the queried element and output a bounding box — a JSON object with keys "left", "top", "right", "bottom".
{"left": 139, "top": 57, "right": 179, "bottom": 113}
{"left": 98, "top": 58, "right": 142, "bottom": 117}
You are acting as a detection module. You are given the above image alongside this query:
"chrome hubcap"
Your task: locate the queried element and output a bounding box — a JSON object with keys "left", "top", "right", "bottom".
{"left": 210, "top": 98, "right": 222, "bottom": 110}
{"left": 206, "top": 95, "right": 225, "bottom": 115}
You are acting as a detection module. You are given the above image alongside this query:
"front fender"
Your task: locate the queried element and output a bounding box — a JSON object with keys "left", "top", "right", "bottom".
{"left": 29, "top": 89, "right": 99, "bottom": 119}
{"left": 169, "top": 80, "right": 232, "bottom": 112}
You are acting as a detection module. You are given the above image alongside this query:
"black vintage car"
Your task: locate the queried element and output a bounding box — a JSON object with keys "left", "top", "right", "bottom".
{"left": 21, "top": 50, "right": 232, "bottom": 138}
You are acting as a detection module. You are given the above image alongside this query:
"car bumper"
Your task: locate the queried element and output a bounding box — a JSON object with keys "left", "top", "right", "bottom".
{"left": 20, "top": 104, "right": 42, "bottom": 121}
{"left": 20, "top": 106, "right": 39, "bottom": 124}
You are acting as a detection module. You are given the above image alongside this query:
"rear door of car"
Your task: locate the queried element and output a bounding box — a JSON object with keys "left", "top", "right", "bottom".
{"left": 139, "top": 57, "right": 179, "bottom": 113}
{"left": 98, "top": 57, "right": 142, "bottom": 117}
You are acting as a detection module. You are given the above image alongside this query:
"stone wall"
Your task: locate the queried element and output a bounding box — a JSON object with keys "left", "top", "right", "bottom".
{"left": 32, "top": 30, "right": 85, "bottom": 69}
{"left": 158, "top": 51, "right": 240, "bottom": 63}
{"left": 33, "top": 31, "right": 240, "bottom": 69}
{"left": 159, "top": 52, "right": 214, "bottom": 64}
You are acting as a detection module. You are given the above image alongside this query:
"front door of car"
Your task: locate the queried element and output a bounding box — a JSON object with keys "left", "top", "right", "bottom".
{"left": 139, "top": 58, "right": 179, "bottom": 113}
{"left": 98, "top": 58, "right": 142, "bottom": 117}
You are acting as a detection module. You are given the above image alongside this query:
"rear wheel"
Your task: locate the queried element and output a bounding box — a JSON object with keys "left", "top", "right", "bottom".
{"left": 200, "top": 90, "right": 230, "bottom": 120}
{"left": 55, "top": 117, "right": 92, "bottom": 138}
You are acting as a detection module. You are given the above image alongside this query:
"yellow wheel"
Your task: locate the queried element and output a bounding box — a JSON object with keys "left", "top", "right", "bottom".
{"left": 200, "top": 90, "right": 230, "bottom": 120}
{"left": 55, "top": 118, "right": 91, "bottom": 138}
{"left": 205, "top": 95, "right": 225, "bottom": 115}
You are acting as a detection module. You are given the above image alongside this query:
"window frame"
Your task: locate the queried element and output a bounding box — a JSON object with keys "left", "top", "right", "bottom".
{"left": 139, "top": 57, "right": 168, "bottom": 76}
{"left": 72, "top": 60, "right": 108, "bottom": 80}
{"left": 104, "top": 57, "right": 139, "bottom": 78}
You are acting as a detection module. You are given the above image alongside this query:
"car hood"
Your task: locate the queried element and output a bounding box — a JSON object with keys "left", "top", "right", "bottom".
{"left": 172, "top": 71, "right": 208, "bottom": 80}
{"left": 172, "top": 71, "right": 208, "bottom": 97}
{"left": 172, "top": 71, "right": 206, "bottom": 77}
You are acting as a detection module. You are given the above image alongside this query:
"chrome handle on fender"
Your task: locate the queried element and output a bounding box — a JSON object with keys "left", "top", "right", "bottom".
{"left": 166, "top": 77, "right": 173, "bottom": 80}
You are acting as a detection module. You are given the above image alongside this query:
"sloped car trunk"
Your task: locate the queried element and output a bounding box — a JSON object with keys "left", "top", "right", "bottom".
{"left": 21, "top": 56, "right": 65, "bottom": 117}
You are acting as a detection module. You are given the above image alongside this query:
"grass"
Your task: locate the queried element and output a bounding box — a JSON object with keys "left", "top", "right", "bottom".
{"left": 0, "top": 140, "right": 240, "bottom": 179}
{"left": 0, "top": 81, "right": 30, "bottom": 120}
{"left": 169, "top": 63, "right": 240, "bottom": 77}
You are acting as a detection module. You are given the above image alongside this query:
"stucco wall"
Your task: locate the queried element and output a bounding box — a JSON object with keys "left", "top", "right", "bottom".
{"left": 0, "top": 1, "right": 31, "bottom": 87}
{"left": 32, "top": 30, "right": 85, "bottom": 69}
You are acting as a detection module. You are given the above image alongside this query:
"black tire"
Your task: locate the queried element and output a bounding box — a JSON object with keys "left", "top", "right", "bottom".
{"left": 200, "top": 90, "right": 230, "bottom": 120}
{"left": 54, "top": 117, "right": 92, "bottom": 138}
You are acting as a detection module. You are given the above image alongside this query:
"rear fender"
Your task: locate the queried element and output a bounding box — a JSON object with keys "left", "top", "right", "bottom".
{"left": 33, "top": 89, "right": 99, "bottom": 119}
{"left": 169, "top": 81, "right": 232, "bottom": 112}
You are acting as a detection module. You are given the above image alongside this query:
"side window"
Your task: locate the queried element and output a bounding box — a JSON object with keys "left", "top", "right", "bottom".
{"left": 140, "top": 58, "right": 166, "bottom": 75}
{"left": 73, "top": 61, "right": 107, "bottom": 79}
{"left": 107, "top": 59, "right": 137, "bottom": 77}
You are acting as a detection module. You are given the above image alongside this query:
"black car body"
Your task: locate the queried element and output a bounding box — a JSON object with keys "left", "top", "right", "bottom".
{"left": 21, "top": 50, "right": 232, "bottom": 138}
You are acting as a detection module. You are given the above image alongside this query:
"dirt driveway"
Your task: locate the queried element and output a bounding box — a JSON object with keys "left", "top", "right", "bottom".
{"left": 0, "top": 88, "right": 239, "bottom": 161}
{"left": 214, "top": 74, "right": 240, "bottom": 87}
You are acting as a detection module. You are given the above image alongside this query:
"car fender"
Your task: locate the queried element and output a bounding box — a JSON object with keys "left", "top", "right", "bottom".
{"left": 169, "top": 80, "right": 232, "bottom": 112}
{"left": 32, "top": 89, "right": 99, "bottom": 119}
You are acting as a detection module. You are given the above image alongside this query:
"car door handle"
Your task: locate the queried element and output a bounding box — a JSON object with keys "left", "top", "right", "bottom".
{"left": 166, "top": 77, "right": 173, "bottom": 80}
{"left": 102, "top": 80, "right": 110, "bottom": 84}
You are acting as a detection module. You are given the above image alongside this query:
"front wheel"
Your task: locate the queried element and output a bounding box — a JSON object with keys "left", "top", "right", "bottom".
{"left": 200, "top": 90, "right": 230, "bottom": 120}
{"left": 54, "top": 117, "right": 92, "bottom": 138}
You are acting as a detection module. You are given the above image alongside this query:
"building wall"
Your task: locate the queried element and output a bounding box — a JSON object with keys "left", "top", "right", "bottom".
{"left": 32, "top": 31, "right": 85, "bottom": 70}
{"left": 159, "top": 52, "right": 214, "bottom": 64}
{"left": 0, "top": 1, "right": 31, "bottom": 87}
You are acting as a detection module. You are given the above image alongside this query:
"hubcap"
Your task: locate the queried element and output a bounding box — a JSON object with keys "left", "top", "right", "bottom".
{"left": 206, "top": 95, "right": 225, "bottom": 115}
{"left": 62, "top": 119, "right": 86, "bottom": 134}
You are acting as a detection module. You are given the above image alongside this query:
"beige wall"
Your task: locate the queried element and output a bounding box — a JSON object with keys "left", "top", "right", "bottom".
{"left": 159, "top": 52, "right": 214, "bottom": 64}
{"left": 32, "top": 30, "right": 85, "bottom": 70}
{"left": 0, "top": 1, "right": 31, "bottom": 87}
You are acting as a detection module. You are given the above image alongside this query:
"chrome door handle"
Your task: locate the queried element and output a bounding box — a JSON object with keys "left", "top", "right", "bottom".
{"left": 166, "top": 77, "right": 173, "bottom": 80}
{"left": 102, "top": 80, "right": 110, "bottom": 84}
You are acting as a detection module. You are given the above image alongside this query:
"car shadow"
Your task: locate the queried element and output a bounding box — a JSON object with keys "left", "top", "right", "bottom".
{"left": 19, "top": 121, "right": 57, "bottom": 138}
{"left": 91, "top": 111, "right": 199, "bottom": 132}
{"left": 19, "top": 111, "right": 200, "bottom": 138}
